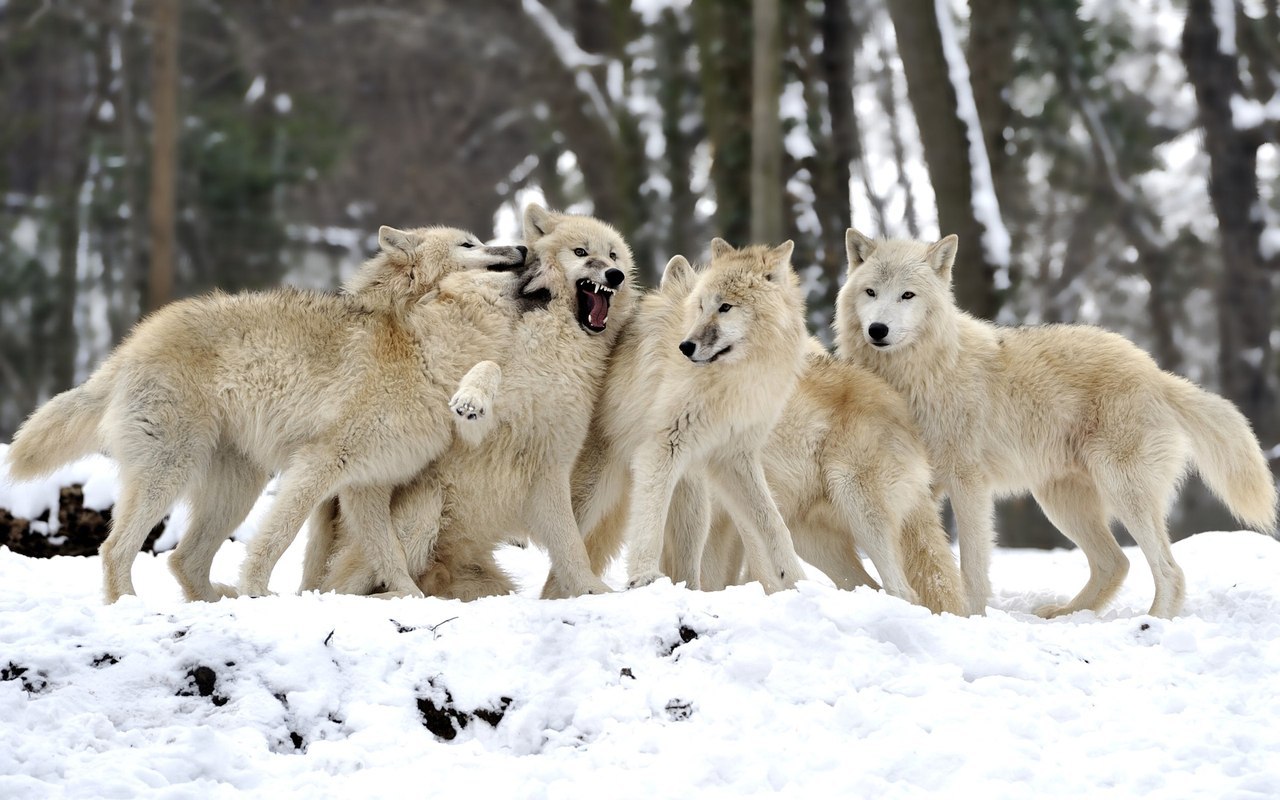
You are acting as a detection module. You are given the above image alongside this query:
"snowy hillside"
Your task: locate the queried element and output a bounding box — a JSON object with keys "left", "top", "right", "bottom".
{"left": 2, "top": 456, "right": 1279, "bottom": 798}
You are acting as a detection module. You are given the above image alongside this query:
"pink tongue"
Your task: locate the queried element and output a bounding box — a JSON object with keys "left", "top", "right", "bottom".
{"left": 586, "top": 290, "right": 608, "bottom": 328}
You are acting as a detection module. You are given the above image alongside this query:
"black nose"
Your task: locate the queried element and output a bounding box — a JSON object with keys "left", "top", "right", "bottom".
{"left": 604, "top": 268, "right": 624, "bottom": 287}
{"left": 868, "top": 322, "right": 889, "bottom": 341}
{"left": 516, "top": 245, "right": 528, "bottom": 258}
{"left": 679, "top": 341, "right": 696, "bottom": 358}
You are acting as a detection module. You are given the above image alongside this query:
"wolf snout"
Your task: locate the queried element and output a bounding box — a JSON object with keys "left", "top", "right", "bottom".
{"left": 679, "top": 340, "right": 696, "bottom": 358}
{"left": 868, "top": 322, "right": 889, "bottom": 342}
{"left": 604, "top": 268, "right": 625, "bottom": 288}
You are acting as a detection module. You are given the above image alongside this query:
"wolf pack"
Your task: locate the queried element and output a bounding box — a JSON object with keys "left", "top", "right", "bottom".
{"left": 7, "top": 205, "right": 1277, "bottom": 620}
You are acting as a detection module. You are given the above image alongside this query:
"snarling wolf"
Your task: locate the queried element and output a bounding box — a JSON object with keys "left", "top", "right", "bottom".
{"left": 308, "top": 205, "right": 638, "bottom": 600}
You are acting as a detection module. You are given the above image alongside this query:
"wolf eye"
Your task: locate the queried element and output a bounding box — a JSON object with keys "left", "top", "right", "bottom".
{"left": 609, "top": 252, "right": 617, "bottom": 261}
{"left": 865, "top": 288, "right": 876, "bottom": 298}
{"left": 719, "top": 303, "right": 733, "bottom": 313}
{"left": 901, "top": 291, "right": 915, "bottom": 300}
{"left": 573, "top": 247, "right": 588, "bottom": 258}
{"left": 461, "top": 242, "right": 475, "bottom": 249}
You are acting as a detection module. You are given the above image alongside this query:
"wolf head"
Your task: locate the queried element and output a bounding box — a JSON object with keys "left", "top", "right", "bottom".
{"left": 834, "top": 228, "right": 958, "bottom": 354}
{"left": 675, "top": 238, "right": 801, "bottom": 366}
{"left": 517, "top": 204, "right": 635, "bottom": 336}
{"left": 344, "top": 225, "right": 527, "bottom": 306}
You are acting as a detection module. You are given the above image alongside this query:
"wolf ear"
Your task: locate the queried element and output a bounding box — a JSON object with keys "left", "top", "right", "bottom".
{"left": 766, "top": 239, "right": 795, "bottom": 283}
{"left": 709, "top": 237, "right": 735, "bottom": 259}
{"left": 660, "top": 255, "right": 695, "bottom": 293}
{"left": 845, "top": 228, "right": 876, "bottom": 271}
{"left": 523, "top": 204, "right": 559, "bottom": 242}
{"left": 926, "top": 234, "right": 958, "bottom": 280}
{"left": 378, "top": 226, "right": 420, "bottom": 263}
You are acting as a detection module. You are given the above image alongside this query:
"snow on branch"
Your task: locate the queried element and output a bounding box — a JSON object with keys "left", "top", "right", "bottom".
{"left": 932, "top": 0, "right": 1011, "bottom": 272}
{"left": 522, "top": 0, "right": 618, "bottom": 139}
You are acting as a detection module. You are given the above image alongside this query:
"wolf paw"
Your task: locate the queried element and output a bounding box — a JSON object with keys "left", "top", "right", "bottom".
{"left": 627, "top": 571, "right": 666, "bottom": 590}
{"left": 211, "top": 582, "right": 239, "bottom": 600}
{"left": 449, "top": 388, "right": 490, "bottom": 421}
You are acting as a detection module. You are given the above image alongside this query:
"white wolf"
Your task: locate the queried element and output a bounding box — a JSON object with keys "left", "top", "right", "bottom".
{"left": 6, "top": 227, "right": 525, "bottom": 602}
{"left": 698, "top": 348, "right": 966, "bottom": 614}
{"left": 559, "top": 240, "right": 809, "bottom": 594}
{"left": 308, "top": 205, "right": 638, "bottom": 599}
{"left": 835, "top": 228, "right": 1278, "bottom": 618}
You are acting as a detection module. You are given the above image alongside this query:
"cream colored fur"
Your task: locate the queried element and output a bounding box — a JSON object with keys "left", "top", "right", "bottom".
{"left": 309, "top": 205, "right": 637, "bottom": 599}
{"left": 563, "top": 239, "right": 810, "bottom": 594}
{"left": 7, "top": 227, "right": 525, "bottom": 603}
{"left": 699, "top": 349, "right": 966, "bottom": 614}
{"left": 835, "top": 229, "right": 1278, "bottom": 618}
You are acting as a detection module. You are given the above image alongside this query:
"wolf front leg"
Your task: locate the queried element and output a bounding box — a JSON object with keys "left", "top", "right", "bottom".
{"left": 449, "top": 360, "right": 502, "bottom": 447}
{"left": 710, "top": 451, "right": 805, "bottom": 593}
{"left": 623, "top": 441, "right": 689, "bottom": 588}
{"left": 947, "top": 482, "right": 997, "bottom": 616}
{"left": 527, "top": 467, "right": 612, "bottom": 596}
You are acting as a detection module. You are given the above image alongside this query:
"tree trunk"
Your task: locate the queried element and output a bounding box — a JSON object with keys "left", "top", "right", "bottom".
{"left": 693, "top": 0, "right": 753, "bottom": 248}
{"left": 1181, "top": 0, "right": 1276, "bottom": 442}
{"left": 750, "top": 0, "right": 784, "bottom": 245}
{"left": 146, "top": 0, "right": 180, "bottom": 313}
{"left": 886, "top": 0, "right": 1004, "bottom": 319}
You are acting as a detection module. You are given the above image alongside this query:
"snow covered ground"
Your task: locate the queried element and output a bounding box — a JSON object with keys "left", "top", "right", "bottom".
{"left": 2, "top": 455, "right": 1279, "bottom": 798}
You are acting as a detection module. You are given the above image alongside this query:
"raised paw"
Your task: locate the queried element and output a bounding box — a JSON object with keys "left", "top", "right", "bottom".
{"left": 449, "top": 388, "right": 490, "bottom": 421}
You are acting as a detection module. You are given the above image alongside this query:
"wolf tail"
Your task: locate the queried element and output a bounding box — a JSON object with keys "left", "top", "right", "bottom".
{"left": 1167, "top": 377, "right": 1278, "bottom": 535}
{"left": 6, "top": 372, "right": 112, "bottom": 481}
{"left": 900, "top": 499, "right": 966, "bottom": 615}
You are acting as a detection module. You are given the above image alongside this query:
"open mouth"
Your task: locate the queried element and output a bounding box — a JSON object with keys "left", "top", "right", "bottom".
{"left": 486, "top": 260, "right": 524, "bottom": 272}
{"left": 576, "top": 278, "right": 615, "bottom": 334}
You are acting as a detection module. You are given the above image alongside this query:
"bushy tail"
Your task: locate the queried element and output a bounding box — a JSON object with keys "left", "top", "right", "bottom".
{"left": 901, "top": 500, "right": 966, "bottom": 615}
{"left": 1168, "top": 378, "right": 1278, "bottom": 535}
{"left": 6, "top": 378, "right": 109, "bottom": 480}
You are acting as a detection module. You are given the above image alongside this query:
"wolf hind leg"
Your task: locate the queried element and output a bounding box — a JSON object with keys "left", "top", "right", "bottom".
{"left": 1031, "top": 476, "right": 1129, "bottom": 617}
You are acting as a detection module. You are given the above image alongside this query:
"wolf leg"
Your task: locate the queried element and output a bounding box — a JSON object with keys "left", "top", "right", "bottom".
{"left": 660, "top": 476, "right": 711, "bottom": 589}
{"left": 169, "top": 447, "right": 267, "bottom": 602}
{"left": 238, "top": 447, "right": 345, "bottom": 596}
{"left": 826, "top": 470, "right": 918, "bottom": 604}
{"left": 710, "top": 453, "right": 805, "bottom": 593}
{"left": 947, "top": 483, "right": 996, "bottom": 616}
{"left": 528, "top": 467, "right": 612, "bottom": 596}
{"left": 450, "top": 360, "right": 502, "bottom": 447}
{"left": 1031, "top": 477, "right": 1129, "bottom": 617}
{"left": 623, "top": 442, "right": 687, "bottom": 588}
{"left": 299, "top": 498, "right": 339, "bottom": 592}
{"left": 341, "top": 484, "right": 423, "bottom": 598}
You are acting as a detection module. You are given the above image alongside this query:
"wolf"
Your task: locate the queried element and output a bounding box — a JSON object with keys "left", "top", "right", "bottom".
{"left": 307, "top": 205, "right": 637, "bottom": 599}
{"left": 6, "top": 226, "right": 526, "bottom": 602}
{"left": 697, "top": 348, "right": 966, "bottom": 614}
{"left": 835, "top": 228, "right": 1278, "bottom": 618}
{"left": 556, "top": 240, "right": 810, "bottom": 595}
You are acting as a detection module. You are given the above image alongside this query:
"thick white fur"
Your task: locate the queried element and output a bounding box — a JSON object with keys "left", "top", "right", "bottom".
{"left": 310, "top": 205, "right": 638, "bottom": 600}
{"left": 834, "top": 229, "right": 1278, "bottom": 618}
{"left": 699, "top": 348, "right": 966, "bottom": 614}
{"left": 7, "top": 227, "right": 524, "bottom": 603}
{"left": 563, "top": 239, "right": 810, "bottom": 594}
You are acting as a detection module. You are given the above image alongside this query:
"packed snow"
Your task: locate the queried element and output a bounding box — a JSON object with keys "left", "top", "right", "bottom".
{"left": 2, "top": 454, "right": 1279, "bottom": 799}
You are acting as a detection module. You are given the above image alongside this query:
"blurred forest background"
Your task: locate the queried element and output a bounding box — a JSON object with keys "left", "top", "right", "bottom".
{"left": 1, "top": 0, "right": 1278, "bottom": 546}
